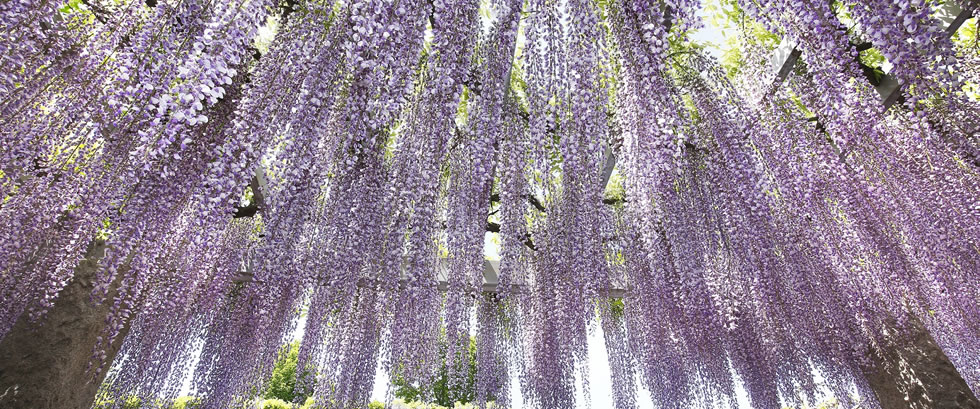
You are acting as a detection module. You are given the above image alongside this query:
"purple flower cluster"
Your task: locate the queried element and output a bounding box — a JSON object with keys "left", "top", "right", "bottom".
{"left": 1, "top": 1, "right": 978, "bottom": 409}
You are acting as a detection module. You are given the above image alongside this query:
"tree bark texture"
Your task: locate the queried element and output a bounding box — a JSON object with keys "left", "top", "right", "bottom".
{"left": 862, "top": 320, "right": 979, "bottom": 409}
{"left": 0, "top": 240, "right": 132, "bottom": 409}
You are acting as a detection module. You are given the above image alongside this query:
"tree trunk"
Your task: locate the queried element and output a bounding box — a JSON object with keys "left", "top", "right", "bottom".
{"left": 0, "top": 240, "right": 132, "bottom": 409}
{"left": 862, "top": 321, "right": 979, "bottom": 409}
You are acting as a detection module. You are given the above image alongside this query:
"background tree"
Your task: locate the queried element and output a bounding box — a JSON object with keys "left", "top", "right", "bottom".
{"left": 263, "top": 341, "right": 314, "bottom": 404}
{"left": 393, "top": 335, "right": 479, "bottom": 407}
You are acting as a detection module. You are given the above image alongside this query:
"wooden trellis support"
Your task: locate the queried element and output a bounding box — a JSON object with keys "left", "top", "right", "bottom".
{"left": 233, "top": 154, "right": 628, "bottom": 294}
{"left": 769, "top": 1, "right": 973, "bottom": 109}
{"left": 236, "top": 257, "right": 629, "bottom": 297}
{"left": 766, "top": 3, "right": 980, "bottom": 408}
{"left": 233, "top": 2, "right": 973, "bottom": 294}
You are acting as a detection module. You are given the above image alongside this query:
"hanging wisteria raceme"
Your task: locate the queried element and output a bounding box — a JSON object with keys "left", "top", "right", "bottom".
{"left": 738, "top": 0, "right": 979, "bottom": 165}
{"left": 190, "top": 280, "right": 301, "bottom": 409}
{"left": 737, "top": 0, "right": 882, "bottom": 153}
{"left": 95, "top": 218, "right": 259, "bottom": 407}
{"left": 0, "top": 0, "right": 273, "bottom": 347}
{"left": 88, "top": 0, "right": 278, "bottom": 369}
{"left": 788, "top": 65, "right": 980, "bottom": 392}
{"left": 734, "top": 0, "right": 978, "bottom": 339}
{"left": 606, "top": 0, "right": 695, "bottom": 224}
{"left": 845, "top": 0, "right": 957, "bottom": 101}
{"left": 755, "top": 76, "right": 980, "bottom": 403}
{"left": 91, "top": 87, "right": 255, "bottom": 398}
{"left": 379, "top": 0, "right": 483, "bottom": 397}
{"left": 494, "top": 98, "right": 532, "bottom": 301}
{"left": 842, "top": 0, "right": 980, "bottom": 168}
{"left": 0, "top": 0, "right": 148, "bottom": 337}
{"left": 599, "top": 301, "right": 637, "bottom": 409}
{"left": 87, "top": 0, "right": 322, "bottom": 400}
{"left": 3, "top": 1, "right": 980, "bottom": 409}
{"left": 513, "top": 0, "right": 614, "bottom": 406}
{"left": 603, "top": 4, "right": 719, "bottom": 406}
{"left": 254, "top": 0, "right": 436, "bottom": 406}
{"left": 443, "top": 0, "right": 522, "bottom": 392}
{"left": 0, "top": 0, "right": 99, "bottom": 137}
{"left": 473, "top": 295, "right": 512, "bottom": 409}
{"left": 690, "top": 57, "right": 843, "bottom": 408}
{"left": 784, "top": 63, "right": 980, "bottom": 316}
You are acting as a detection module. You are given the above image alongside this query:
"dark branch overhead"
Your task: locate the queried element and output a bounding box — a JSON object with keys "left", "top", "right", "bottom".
{"left": 854, "top": 42, "right": 874, "bottom": 52}
{"left": 233, "top": 170, "right": 268, "bottom": 218}
{"left": 233, "top": 203, "right": 259, "bottom": 218}
{"left": 602, "top": 197, "right": 623, "bottom": 205}
{"left": 489, "top": 192, "right": 546, "bottom": 212}
{"left": 79, "top": 0, "right": 111, "bottom": 23}
{"left": 280, "top": 0, "right": 299, "bottom": 21}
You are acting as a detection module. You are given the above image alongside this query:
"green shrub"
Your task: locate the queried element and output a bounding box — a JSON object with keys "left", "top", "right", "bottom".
{"left": 124, "top": 396, "right": 142, "bottom": 409}
{"left": 388, "top": 398, "right": 486, "bottom": 409}
{"left": 92, "top": 395, "right": 141, "bottom": 409}
{"left": 260, "top": 398, "right": 293, "bottom": 409}
{"left": 170, "top": 396, "right": 201, "bottom": 409}
{"left": 299, "top": 397, "right": 317, "bottom": 409}
{"left": 368, "top": 400, "right": 385, "bottom": 409}
{"left": 94, "top": 395, "right": 202, "bottom": 409}
{"left": 91, "top": 397, "right": 115, "bottom": 409}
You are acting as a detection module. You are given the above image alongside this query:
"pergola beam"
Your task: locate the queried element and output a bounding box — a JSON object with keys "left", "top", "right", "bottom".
{"left": 769, "top": 1, "right": 972, "bottom": 111}
{"left": 762, "top": 4, "right": 980, "bottom": 407}
{"left": 766, "top": 2, "right": 973, "bottom": 166}
{"left": 874, "top": 1, "right": 973, "bottom": 110}
{"left": 770, "top": 37, "right": 802, "bottom": 85}
{"left": 231, "top": 2, "right": 974, "bottom": 296}
{"left": 231, "top": 140, "right": 624, "bottom": 292}
{"left": 236, "top": 258, "right": 628, "bottom": 296}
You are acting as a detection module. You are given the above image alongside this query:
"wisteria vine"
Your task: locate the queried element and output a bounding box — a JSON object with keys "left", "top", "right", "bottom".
{"left": 1, "top": 0, "right": 978, "bottom": 409}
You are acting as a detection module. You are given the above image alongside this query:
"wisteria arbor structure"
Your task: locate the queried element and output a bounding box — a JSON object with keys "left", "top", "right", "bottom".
{"left": 0, "top": 0, "right": 979, "bottom": 408}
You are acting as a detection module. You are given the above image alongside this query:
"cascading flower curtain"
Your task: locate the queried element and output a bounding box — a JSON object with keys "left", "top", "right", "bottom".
{"left": 0, "top": 0, "right": 978, "bottom": 408}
